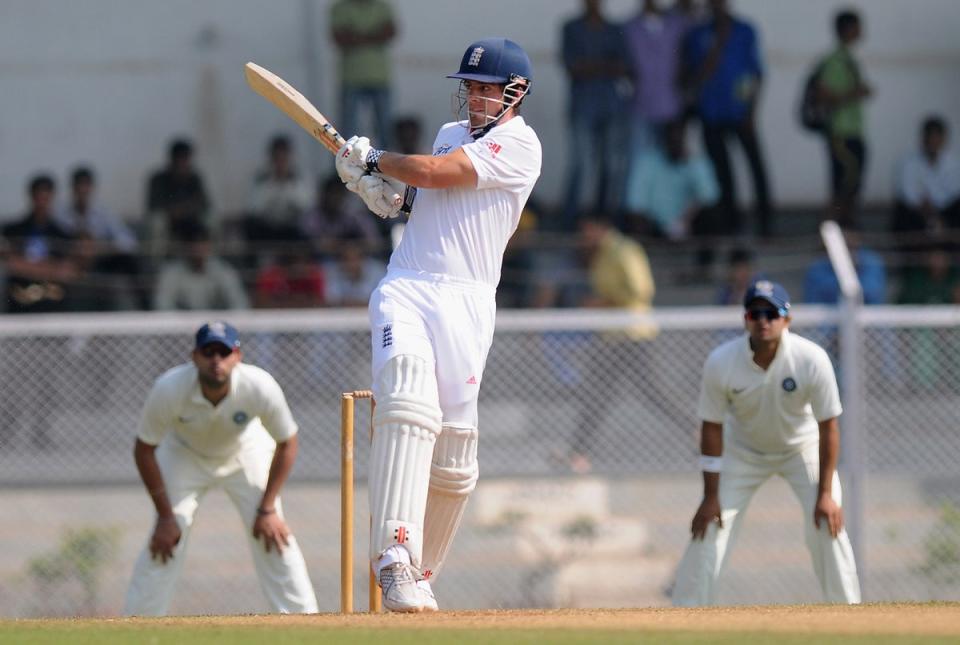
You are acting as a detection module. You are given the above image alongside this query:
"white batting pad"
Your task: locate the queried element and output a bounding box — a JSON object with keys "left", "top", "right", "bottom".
{"left": 369, "top": 355, "right": 442, "bottom": 569}
{"left": 420, "top": 424, "right": 479, "bottom": 580}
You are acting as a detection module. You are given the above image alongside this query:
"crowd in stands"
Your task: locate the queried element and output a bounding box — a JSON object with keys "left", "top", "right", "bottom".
{"left": 2, "top": 0, "right": 960, "bottom": 314}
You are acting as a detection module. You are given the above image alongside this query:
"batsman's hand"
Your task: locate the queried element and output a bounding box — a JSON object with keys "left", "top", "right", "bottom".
{"left": 814, "top": 492, "right": 844, "bottom": 538}
{"left": 150, "top": 515, "right": 181, "bottom": 564}
{"left": 356, "top": 173, "right": 404, "bottom": 219}
{"left": 335, "top": 135, "right": 367, "bottom": 192}
{"left": 253, "top": 511, "right": 291, "bottom": 554}
{"left": 691, "top": 495, "right": 722, "bottom": 541}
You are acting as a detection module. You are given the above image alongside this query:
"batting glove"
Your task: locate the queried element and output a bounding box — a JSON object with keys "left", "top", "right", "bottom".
{"left": 346, "top": 136, "right": 386, "bottom": 173}
{"left": 335, "top": 135, "right": 367, "bottom": 191}
{"left": 357, "top": 174, "right": 403, "bottom": 219}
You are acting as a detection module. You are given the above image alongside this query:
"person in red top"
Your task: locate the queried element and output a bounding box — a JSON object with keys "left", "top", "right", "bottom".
{"left": 253, "top": 247, "right": 325, "bottom": 309}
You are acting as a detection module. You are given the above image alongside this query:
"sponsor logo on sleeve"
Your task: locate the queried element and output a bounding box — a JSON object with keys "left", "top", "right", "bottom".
{"left": 485, "top": 140, "right": 502, "bottom": 158}
{"left": 434, "top": 143, "right": 452, "bottom": 156}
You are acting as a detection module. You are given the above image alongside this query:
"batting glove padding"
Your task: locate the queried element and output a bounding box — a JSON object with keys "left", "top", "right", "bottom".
{"left": 335, "top": 135, "right": 367, "bottom": 192}
{"left": 357, "top": 174, "right": 404, "bottom": 219}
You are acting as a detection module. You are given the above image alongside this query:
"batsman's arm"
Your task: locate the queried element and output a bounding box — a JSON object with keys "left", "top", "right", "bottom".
{"left": 377, "top": 149, "right": 478, "bottom": 190}
{"left": 133, "top": 438, "right": 175, "bottom": 520}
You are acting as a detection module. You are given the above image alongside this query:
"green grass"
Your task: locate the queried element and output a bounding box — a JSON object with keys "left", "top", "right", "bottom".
{"left": 2, "top": 624, "right": 958, "bottom": 645}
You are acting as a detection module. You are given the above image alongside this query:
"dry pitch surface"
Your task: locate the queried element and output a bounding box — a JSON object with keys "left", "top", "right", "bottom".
{"left": 3, "top": 603, "right": 960, "bottom": 644}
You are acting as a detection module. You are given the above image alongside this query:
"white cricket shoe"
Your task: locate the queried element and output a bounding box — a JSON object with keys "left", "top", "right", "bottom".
{"left": 378, "top": 562, "right": 424, "bottom": 613}
{"left": 417, "top": 579, "right": 438, "bottom": 612}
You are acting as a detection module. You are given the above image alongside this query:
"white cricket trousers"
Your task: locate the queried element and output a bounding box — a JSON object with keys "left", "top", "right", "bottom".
{"left": 124, "top": 440, "right": 318, "bottom": 615}
{"left": 672, "top": 442, "right": 861, "bottom": 606}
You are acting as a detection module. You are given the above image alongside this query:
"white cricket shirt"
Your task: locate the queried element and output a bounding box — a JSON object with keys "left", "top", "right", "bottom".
{"left": 389, "top": 116, "right": 542, "bottom": 287}
{"left": 137, "top": 362, "right": 298, "bottom": 459}
{"left": 697, "top": 329, "right": 842, "bottom": 455}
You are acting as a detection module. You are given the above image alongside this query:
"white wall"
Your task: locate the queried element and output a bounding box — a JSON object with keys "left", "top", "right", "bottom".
{"left": 1, "top": 0, "right": 958, "bottom": 220}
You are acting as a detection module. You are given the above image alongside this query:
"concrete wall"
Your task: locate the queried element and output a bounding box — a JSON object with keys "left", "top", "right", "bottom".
{"left": 1, "top": 0, "right": 958, "bottom": 221}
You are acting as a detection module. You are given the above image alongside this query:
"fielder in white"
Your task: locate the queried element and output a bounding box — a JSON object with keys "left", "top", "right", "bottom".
{"left": 124, "top": 321, "right": 318, "bottom": 615}
{"left": 672, "top": 280, "right": 861, "bottom": 605}
{"left": 335, "top": 37, "right": 541, "bottom": 612}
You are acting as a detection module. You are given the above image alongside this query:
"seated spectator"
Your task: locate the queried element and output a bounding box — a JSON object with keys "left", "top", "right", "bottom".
{"left": 897, "top": 242, "right": 959, "bottom": 305}
{"left": 714, "top": 247, "right": 761, "bottom": 305}
{"left": 892, "top": 116, "right": 960, "bottom": 245}
{"left": 323, "top": 236, "right": 387, "bottom": 307}
{"left": 246, "top": 134, "right": 313, "bottom": 245}
{"left": 145, "top": 138, "right": 211, "bottom": 260}
{"left": 153, "top": 222, "right": 249, "bottom": 310}
{"left": 393, "top": 115, "right": 426, "bottom": 155}
{"left": 253, "top": 245, "right": 325, "bottom": 309}
{"left": 56, "top": 166, "right": 141, "bottom": 309}
{"left": 299, "top": 174, "right": 382, "bottom": 258}
{"left": 624, "top": 120, "right": 719, "bottom": 241}
{"left": 2, "top": 174, "right": 78, "bottom": 313}
{"left": 803, "top": 230, "right": 886, "bottom": 304}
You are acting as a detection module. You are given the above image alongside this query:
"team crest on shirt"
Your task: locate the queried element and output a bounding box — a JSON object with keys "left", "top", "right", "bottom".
{"left": 434, "top": 143, "right": 452, "bottom": 156}
{"left": 233, "top": 411, "right": 249, "bottom": 425}
{"left": 782, "top": 377, "right": 797, "bottom": 392}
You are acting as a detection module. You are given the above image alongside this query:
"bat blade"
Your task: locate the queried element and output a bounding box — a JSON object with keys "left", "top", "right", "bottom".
{"left": 244, "top": 62, "right": 346, "bottom": 155}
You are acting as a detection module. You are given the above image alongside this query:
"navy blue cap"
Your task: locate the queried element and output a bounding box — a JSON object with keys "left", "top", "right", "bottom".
{"left": 195, "top": 321, "right": 240, "bottom": 350}
{"left": 447, "top": 38, "right": 533, "bottom": 92}
{"left": 743, "top": 280, "right": 791, "bottom": 311}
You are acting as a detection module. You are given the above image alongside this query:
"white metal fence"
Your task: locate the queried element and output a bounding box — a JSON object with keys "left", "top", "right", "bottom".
{"left": 1, "top": 306, "right": 959, "bottom": 616}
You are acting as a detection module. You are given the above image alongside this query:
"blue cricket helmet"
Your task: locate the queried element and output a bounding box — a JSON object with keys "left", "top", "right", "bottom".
{"left": 447, "top": 38, "right": 533, "bottom": 93}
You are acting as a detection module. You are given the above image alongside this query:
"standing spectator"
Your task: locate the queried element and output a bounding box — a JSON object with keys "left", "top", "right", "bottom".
{"left": 672, "top": 280, "right": 861, "bottom": 606}
{"left": 299, "top": 174, "right": 382, "bottom": 258}
{"left": 323, "top": 237, "right": 387, "bottom": 307}
{"left": 560, "top": 0, "right": 629, "bottom": 229}
{"left": 153, "top": 222, "right": 249, "bottom": 311}
{"left": 56, "top": 166, "right": 141, "bottom": 309}
{"left": 625, "top": 120, "right": 720, "bottom": 249}
{"left": 622, "top": 1, "right": 694, "bottom": 177}
{"left": 246, "top": 134, "right": 313, "bottom": 245}
{"left": 2, "top": 174, "right": 77, "bottom": 314}
{"left": 803, "top": 230, "right": 886, "bottom": 305}
{"left": 145, "top": 138, "right": 211, "bottom": 260}
{"left": 893, "top": 116, "right": 960, "bottom": 243}
{"left": 816, "top": 9, "right": 873, "bottom": 229}
{"left": 330, "top": 0, "right": 396, "bottom": 148}
{"left": 124, "top": 321, "right": 318, "bottom": 616}
{"left": 684, "top": 0, "right": 772, "bottom": 238}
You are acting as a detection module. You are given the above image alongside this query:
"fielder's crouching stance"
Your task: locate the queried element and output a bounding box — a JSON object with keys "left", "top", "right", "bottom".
{"left": 335, "top": 37, "right": 541, "bottom": 612}
{"left": 671, "top": 281, "right": 861, "bottom": 606}
{"left": 124, "top": 322, "right": 317, "bottom": 615}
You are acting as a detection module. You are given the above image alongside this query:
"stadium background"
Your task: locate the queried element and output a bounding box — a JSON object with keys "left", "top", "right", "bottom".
{"left": 1, "top": 0, "right": 960, "bottom": 617}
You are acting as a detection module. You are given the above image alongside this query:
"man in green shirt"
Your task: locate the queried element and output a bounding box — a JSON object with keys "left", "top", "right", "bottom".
{"left": 330, "top": 0, "right": 397, "bottom": 147}
{"left": 816, "top": 9, "right": 872, "bottom": 229}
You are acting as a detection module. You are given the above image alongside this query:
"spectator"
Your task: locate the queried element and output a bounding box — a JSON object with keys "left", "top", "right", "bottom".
{"left": 624, "top": 120, "right": 720, "bottom": 245}
{"left": 323, "top": 236, "right": 387, "bottom": 307}
{"left": 897, "top": 243, "right": 959, "bottom": 305}
{"left": 56, "top": 166, "right": 141, "bottom": 309}
{"left": 253, "top": 246, "right": 325, "bottom": 309}
{"left": 567, "top": 214, "right": 660, "bottom": 473}
{"left": 560, "top": 0, "right": 629, "bottom": 229}
{"left": 816, "top": 8, "right": 873, "bottom": 229}
{"left": 299, "top": 174, "right": 382, "bottom": 258}
{"left": 892, "top": 116, "right": 960, "bottom": 243}
{"left": 2, "top": 174, "right": 77, "bottom": 314}
{"left": 684, "top": 0, "right": 772, "bottom": 238}
{"left": 715, "top": 247, "right": 759, "bottom": 305}
{"left": 145, "top": 138, "right": 211, "bottom": 259}
{"left": 622, "top": 1, "right": 694, "bottom": 173}
{"left": 393, "top": 115, "right": 426, "bottom": 155}
{"left": 330, "top": 0, "right": 396, "bottom": 147}
{"left": 246, "top": 135, "right": 313, "bottom": 245}
{"left": 153, "top": 222, "right": 249, "bottom": 311}
{"left": 803, "top": 230, "right": 886, "bottom": 304}
{"left": 497, "top": 201, "right": 542, "bottom": 309}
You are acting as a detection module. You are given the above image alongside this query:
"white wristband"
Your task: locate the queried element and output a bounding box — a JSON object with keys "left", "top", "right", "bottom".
{"left": 699, "top": 455, "right": 723, "bottom": 473}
